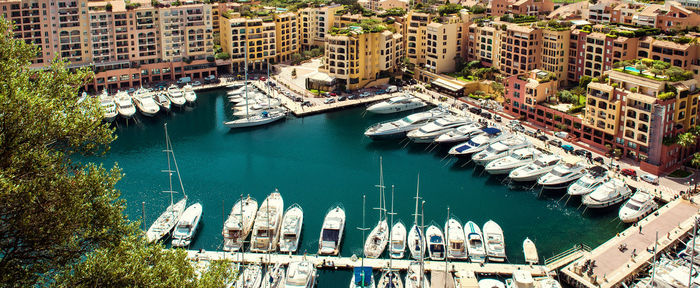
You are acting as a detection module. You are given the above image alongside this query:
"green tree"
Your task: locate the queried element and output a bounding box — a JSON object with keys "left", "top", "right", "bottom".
{"left": 692, "top": 152, "right": 700, "bottom": 170}
{"left": 579, "top": 75, "right": 592, "bottom": 88}
{"left": 677, "top": 132, "right": 697, "bottom": 169}
{"left": 491, "top": 81, "right": 504, "bottom": 96}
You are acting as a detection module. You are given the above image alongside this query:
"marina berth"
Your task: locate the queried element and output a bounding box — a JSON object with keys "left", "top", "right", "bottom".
{"left": 472, "top": 135, "right": 530, "bottom": 166}
{"left": 434, "top": 123, "right": 486, "bottom": 144}
{"left": 618, "top": 190, "right": 658, "bottom": 223}
{"left": 445, "top": 218, "right": 468, "bottom": 260}
{"left": 133, "top": 89, "right": 160, "bottom": 117}
{"left": 99, "top": 90, "right": 118, "bottom": 122}
{"left": 464, "top": 220, "right": 486, "bottom": 263}
{"left": 166, "top": 85, "right": 186, "bottom": 107}
{"left": 405, "top": 262, "right": 430, "bottom": 288}
{"left": 567, "top": 166, "right": 608, "bottom": 197}
{"left": 582, "top": 178, "right": 632, "bottom": 208}
{"left": 483, "top": 220, "right": 506, "bottom": 262}
{"left": 153, "top": 92, "right": 172, "bottom": 112}
{"left": 250, "top": 190, "right": 284, "bottom": 253}
{"left": 318, "top": 206, "right": 346, "bottom": 256}
{"left": 364, "top": 108, "right": 449, "bottom": 140}
{"left": 506, "top": 271, "right": 561, "bottom": 288}
{"left": 425, "top": 224, "right": 446, "bottom": 261}
{"left": 366, "top": 93, "right": 427, "bottom": 114}
{"left": 171, "top": 202, "right": 203, "bottom": 248}
{"left": 536, "top": 160, "right": 586, "bottom": 190}
{"left": 236, "top": 265, "right": 263, "bottom": 288}
{"left": 406, "top": 116, "right": 470, "bottom": 143}
{"left": 284, "top": 261, "right": 316, "bottom": 288}
{"left": 522, "top": 238, "right": 539, "bottom": 265}
{"left": 350, "top": 266, "right": 375, "bottom": 288}
{"left": 114, "top": 91, "right": 136, "bottom": 118}
{"left": 448, "top": 130, "right": 504, "bottom": 157}
{"left": 261, "top": 263, "right": 285, "bottom": 288}
{"left": 485, "top": 147, "right": 542, "bottom": 175}
{"left": 222, "top": 196, "right": 259, "bottom": 252}
{"left": 389, "top": 221, "right": 407, "bottom": 259}
{"left": 279, "top": 204, "right": 304, "bottom": 253}
{"left": 508, "top": 155, "right": 561, "bottom": 182}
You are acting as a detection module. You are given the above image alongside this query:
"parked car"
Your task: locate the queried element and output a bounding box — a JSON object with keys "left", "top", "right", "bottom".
{"left": 338, "top": 95, "right": 347, "bottom": 101}
{"left": 302, "top": 101, "right": 312, "bottom": 107}
{"left": 360, "top": 92, "right": 371, "bottom": 98}
{"left": 330, "top": 92, "right": 337, "bottom": 96}
{"left": 493, "top": 115, "right": 502, "bottom": 122}
{"left": 537, "top": 135, "right": 548, "bottom": 142}
{"left": 469, "top": 107, "right": 482, "bottom": 114}
{"left": 192, "top": 81, "right": 202, "bottom": 87}
{"left": 512, "top": 125, "right": 525, "bottom": 133}
{"left": 574, "top": 149, "right": 592, "bottom": 158}
{"left": 376, "top": 89, "right": 386, "bottom": 94}
{"left": 386, "top": 85, "right": 398, "bottom": 93}
{"left": 348, "top": 94, "right": 359, "bottom": 100}
{"left": 561, "top": 144, "right": 574, "bottom": 152}
{"left": 547, "top": 139, "right": 562, "bottom": 147}
{"left": 621, "top": 168, "right": 637, "bottom": 177}
{"left": 641, "top": 174, "right": 659, "bottom": 185}
{"left": 259, "top": 76, "right": 267, "bottom": 81}
{"left": 481, "top": 112, "right": 492, "bottom": 119}
{"left": 324, "top": 98, "right": 336, "bottom": 104}
{"left": 593, "top": 156, "right": 605, "bottom": 165}
{"left": 294, "top": 96, "right": 303, "bottom": 102}
{"left": 554, "top": 131, "right": 569, "bottom": 139}
{"left": 203, "top": 75, "right": 217, "bottom": 84}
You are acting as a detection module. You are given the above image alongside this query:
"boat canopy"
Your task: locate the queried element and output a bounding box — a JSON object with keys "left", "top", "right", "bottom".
{"left": 354, "top": 267, "right": 373, "bottom": 287}
{"left": 322, "top": 229, "right": 339, "bottom": 243}
{"left": 589, "top": 165, "right": 608, "bottom": 176}
{"left": 481, "top": 127, "right": 501, "bottom": 135}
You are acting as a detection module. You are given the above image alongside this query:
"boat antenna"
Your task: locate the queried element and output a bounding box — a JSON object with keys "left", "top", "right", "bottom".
{"left": 420, "top": 200, "right": 425, "bottom": 288}
{"left": 161, "top": 123, "right": 176, "bottom": 205}
{"left": 357, "top": 194, "right": 369, "bottom": 287}
{"left": 240, "top": 194, "right": 245, "bottom": 285}
{"left": 388, "top": 185, "right": 396, "bottom": 272}
{"left": 445, "top": 206, "right": 450, "bottom": 288}
{"left": 244, "top": 37, "right": 249, "bottom": 119}
{"left": 413, "top": 173, "right": 421, "bottom": 229}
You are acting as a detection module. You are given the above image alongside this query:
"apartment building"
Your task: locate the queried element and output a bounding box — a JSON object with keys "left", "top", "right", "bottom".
{"left": 504, "top": 69, "right": 558, "bottom": 109}
{"left": 490, "top": 0, "right": 554, "bottom": 17}
{"left": 499, "top": 24, "right": 541, "bottom": 76}
{"left": 466, "top": 22, "right": 500, "bottom": 69}
{"left": 587, "top": 2, "right": 612, "bottom": 24}
{"left": 404, "top": 11, "right": 431, "bottom": 68}
{"left": 299, "top": 4, "right": 342, "bottom": 49}
{"left": 568, "top": 30, "right": 638, "bottom": 82}
{"left": 322, "top": 28, "right": 402, "bottom": 90}
{"left": 541, "top": 28, "right": 570, "bottom": 86}
{"left": 274, "top": 12, "right": 299, "bottom": 63}
{"left": 637, "top": 36, "right": 700, "bottom": 71}
{"left": 220, "top": 13, "right": 277, "bottom": 72}
{"left": 424, "top": 16, "right": 466, "bottom": 74}
{"left": 157, "top": 5, "right": 214, "bottom": 63}
{"left": 591, "top": 1, "right": 700, "bottom": 32}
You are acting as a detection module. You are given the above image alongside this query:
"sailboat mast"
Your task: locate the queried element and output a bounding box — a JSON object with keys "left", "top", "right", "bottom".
{"left": 166, "top": 130, "right": 186, "bottom": 199}
{"left": 414, "top": 174, "right": 420, "bottom": 228}
{"left": 445, "top": 206, "right": 449, "bottom": 288}
{"left": 362, "top": 194, "right": 366, "bottom": 286}
{"left": 164, "top": 124, "right": 173, "bottom": 206}
{"left": 244, "top": 38, "right": 249, "bottom": 119}
{"left": 374, "top": 157, "right": 386, "bottom": 222}
{"left": 388, "top": 185, "right": 395, "bottom": 271}
{"left": 420, "top": 200, "right": 425, "bottom": 288}
{"left": 240, "top": 194, "right": 245, "bottom": 285}
{"left": 267, "top": 58, "right": 271, "bottom": 108}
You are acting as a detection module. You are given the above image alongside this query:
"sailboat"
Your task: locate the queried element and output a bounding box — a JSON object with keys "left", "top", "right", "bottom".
{"left": 378, "top": 185, "right": 404, "bottom": 288}
{"left": 250, "top": 190, "right": 284, "bottom": 253}
{"left": 408, "top": 175, "right": 425, "bottom": 260}
{"left": 389, "top": 221, "right": 406, "bottom": 259}
{"left": 236, "top": 265, "right": 263, "bottom": 288}
{"left": 404, "top": 262, "right": 430, "bottom": 288}
{"left": 284, "top": 261, "right": 316, "bottom": 288}
{"left": 351, "top": 195, "right": 375, "bottom": 288}
{"left": 222, "top": 195, "right": 259, "bottom": 252}
{"left": 364, "top": 158, "right": 389, "bottom": 259}
{"left": 146, "top": 124, "right": 188, "bottom": 243}
{"left": 261, "top": 263, "right": 286, "bottom": 288}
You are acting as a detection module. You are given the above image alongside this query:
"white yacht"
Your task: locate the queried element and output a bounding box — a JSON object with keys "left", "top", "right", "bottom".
{"left": 364, "top": 108, "right": 449, "bottom": 140}
{"left": 237, "top": 265, "right": 263, "bottom": 288}
{"left": 444, "top": 218, "right": 468, "bottom": 260}
{"left": 183, "top": 84, "right": 197, "bottom": 103}
{"left": 582, "top": 178, "right": 632, "bottom": 208}
{"left": 506, "top": 271, "right": 562, "bottom": 288}
{"left": 364, "top": 219, "right": 389, "bottom": 259}
{"left": 464, "top": 220, "right": 486, "bottom": 263}
{"left": 434, "top": 123, "right": 486, "bottom": 144}
{"left": 478, "top": 279, "right": 505, "bottom": 288}
{"left": 166, "top": 85, "right": 186, "bottom": 107}
{"left": 279, "top": 204, "right": 304, "bottom": 253}
{"left": 407, "top": 224, "right": 425, "bottom": 260}
{"left": 619, "top": 190, "right": 658, "bottom": 223}
{"left": 649, "top": 257, "right": 700, "bottom": 288}
{"left": 537, "top": 162, "right": 586, "bottom": 190}
{"left": 318, "top": 206, "right": 345, "bottom": 255}
{"left": 250, "top": 190, "right": 284, "bottom": 253}
{"left": 232, "top": 103, "right": 282, "bottom": 117}
{"left": 389, "top": 221, "right": 407, "bottom": 259}
{"left": 485, "top": 147, "right": 541, "bottom": 175}
{"left": 133, "top": 90, "right": 160, "bottom": 117}
{"left": 261, "top": 264, "right": 286, "bottom": 288}
{"left": 483, "top": 220, "right": 506, "bottom": 262}
{"left": 99, "top": 91, "right": 118, "bottom": 122}
{"left": 448, "top": 131, "right": 505, "bottom": 157}
{"left": 224, "top": 109, "right": 287, "bottom": 128}
{"left": 114, "top": 91, "right": 136, "bottom": 118}
{"left": 523, "top": 238, "right": 539, "bottom": 265}
{"left": 222, "top": 196, "right": 259, "bottom": 252}
{"left": 472, "top": 136, "right": 529, "bottom": 166}
{"left": 171, "top": 202, "right": 203, "bottom": 247}
{"left": 406, "top": 116, "right": 469, "bottom": 143}
{"left": 366, "top": 94, "right": 426, "bottom": 114}
{"left": 567, "top": 166, "right": 608, "bottom": 197}
{"left": 350, "top": 267, "right": 375, "bottom": 288}
{"left": 153, "top": 92, "right": 171, "bottom": 112}
{"left": 405, "top": 262, "right": 430, "bottom": 288}
{"left": 508, "top": 155, "right": 561, "bottom": 182}
{"left": 377, "top": 270, "right": 403, "bottom": 288}
{"left": 284, "top": 261, "right": 316, "bottom": 288}
{"left": 425, "top": 224, "right": 446, "bottom": 261}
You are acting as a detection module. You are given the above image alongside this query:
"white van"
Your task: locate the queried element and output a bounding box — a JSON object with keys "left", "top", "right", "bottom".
{"left": 386, "top": 85, "right": 398, "bottom": 93}
{"left": 176, "top": 77, "right": 191, "bottom": 85}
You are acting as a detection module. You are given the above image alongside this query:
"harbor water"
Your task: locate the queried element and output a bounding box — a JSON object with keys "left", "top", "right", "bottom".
{"left": 87, "top": 89, "right": 623, "bottom": 286}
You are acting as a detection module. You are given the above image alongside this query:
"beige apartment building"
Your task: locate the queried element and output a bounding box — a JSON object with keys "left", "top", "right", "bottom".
{"left": 540, "top": 28, "right": 570, "bottom": 86}
{"left": 219, "top": 12, "right": 277, "bottom": 72}
{"left": 424, "top": 16, "right": 466, "bottom": 74}
{"left": 299, "top": 4, "right": 342, "bottom": 49}
{"left": 274, "top": 12, "right": 300, "bottom": 63}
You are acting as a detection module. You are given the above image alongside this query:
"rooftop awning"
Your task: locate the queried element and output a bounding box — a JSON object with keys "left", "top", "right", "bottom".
{"left": 432, "top": 79, "right": 464, "bottom": 92}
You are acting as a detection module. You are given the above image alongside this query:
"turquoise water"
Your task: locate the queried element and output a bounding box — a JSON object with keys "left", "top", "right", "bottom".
{"left": 90, "top": 89, "right": 624, "bottom": 285}
{"left": 625, "top": 66, "right": 641, "bottom": 73}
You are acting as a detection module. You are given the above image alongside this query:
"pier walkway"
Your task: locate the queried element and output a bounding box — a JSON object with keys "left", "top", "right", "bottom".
{"left": 559, "top": 198, "right": 699, "bottom": 288}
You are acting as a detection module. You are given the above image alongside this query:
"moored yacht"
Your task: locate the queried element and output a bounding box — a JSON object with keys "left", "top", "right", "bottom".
{"left": 508, "top": 155, "right": 561, "bottom": 182}
{"left": 464, "top": 220, "right": 486, "bottom": 263}
{"left": 261, "top": 263, "right": 285, "bottom": 288}
{"left": 114, "top": 91, "right": 136, "bottom": 118}
{"left": 448, "top": 130, "right": 505, "bottom": 157}
{"left": 523, "top": 238, "right": 539, "bottom": 264}
{"left": 377, "top": 270, "right": 403, "bottom": 288}
{"left": 364, "top": 108, "right": 449, "bottom": 140}
{"left": 367, "top": 93, "right": 426, "bottom": 114}
{"left": 434, "top": 123, "right": 486, "bottom": 144}
{"left": 284, "top": 261, "right": 316, "bottom": 288}
{"left": 171, "top": 202, "right": 203, "bottom": 247}
{"left": 483, "top": 220, "right": 506, "bottom": 262}
{"left": 389, "top": 221, "right": 406, "bottom": 259}
{"left": 537, "top": 161, "right": 586, "bottom": 190}
{"left": 318, "top": 205, "right": 346, "bottom": 255}
{"left": 183, "top": 84, "right": 197, "bottom": 103}
{"left": 133, "top": 90, "right": 160, "bottom": 117}
{"left": 485, "top": 147, "right": 541, "bottom": 175}
{"left": 224, "top": 109, "right": 287, "bottom": 128}
{"left": 407, "top": 116, "right": 469, "bottom": 143}
{"left": 425, "top": 224, "right": 445, "bottom": 261}
{"left": 472, "top": 136, "right": 529, "bottom": 166}
{"left": 350, "top": 267, "right": 375, "bottom": 288}
{"left": 153, "top": 92, "right": 171, "bottom": 112}
{"left": 99, "top": 91, "right": 118, "bottom": 122}
{"left": 250, "top": 190, "right": 284, "bottom": 253}
{"left": 405, "top": 262, "right": 430, "bottom": 288}
{"left": 407, "top": 224, "right": 425, "bottom": 260}
{"left": 567, "top": 166, "right": 608, "bottom": 197}
{"left": 478, "top": 279, "right": 505, "bottom": 288}
{"left": 237, "top": 265, "right": 263, "bottom": 288}
{"left": 582, "top": 178, "right": 632, "bottom": 208}
{"left": 445, "top": 218, "right": 467, "bottom": 260}
{"left": 279, "top": 204, "right": 304, "bottom": 253}
{"left": 364, "top": 219, "right": 389, "bottom": 258}
{"left": 222, "top": 196, "right": 259, "bottom": 252}
{"left": 619, "top": 190, "right": 658, "bottom": 223}
{"left": 166, "top": 85, "right": 186, "bottom": 107}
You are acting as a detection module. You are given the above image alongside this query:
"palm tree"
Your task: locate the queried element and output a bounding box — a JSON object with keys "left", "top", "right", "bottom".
{"left": 677, "top": 132, "right": 698, "bottom": 169}
{"left": 692, "top": 152, "right": 700, "bottom": 170}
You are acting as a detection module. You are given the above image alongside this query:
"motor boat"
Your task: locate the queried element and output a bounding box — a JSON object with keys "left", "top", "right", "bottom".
{"left": 485, "top": 147, "right": 541, "bottom": 175}
{"left": 406, "top": 116, "right": 469, "bottom": 143}
{"left": 261, "top": 263, "right": 286, "bottom": 288}
{"left": 171, "top": 202, "right": 203, "bottom": 247}
{"left": 483, "top": 220, "right": 506, "bottom": 262}
{"left": 567, "top": 166, "right": 608, "bottom": 197}
{"left": 222, "top": 196, "right": 259, "bottom": 252}
{"left": 225, "top": 109, "right": 286, "bottom": 128}
{"left": 619, "top": 190, "right": 658, "bottom": 223}
{"left": 99, "top": 91, "right": 118, "bottom": 122}
{"left": 237, "top": 265, "right": 263, "bottom": 288}
{"left": 284, "top": 261, "right": 316, "bottom": 288}
{"left": 182, "top": 84, "right": 197, "bottom": 103}
{"left": 444, "top": 218, "right": 467, "bottom": 260}
{"left": 367, "top": 93, "right": 426, "bottom": 114}
{"left": 166, "top": 85, "right": 186, "bottom": 107}
{"left": 448, "top": 130, "right": 504, "bottom": 157}
{"left": 389, "top": 221, "right": 406, "bottom": 259}
{"left": 133, "top": 90, "right": 160, "bottom": 117}
{"left": 364, "top": 219, "right": 389, "bottom": 258}
{"left": 523, "top": 238, "right": 539, "bottom": 264}
{"left": 364, "top": 108, "right": 449, "bottom": 140}
{"left": 508, "top": 155, "right": 561, "bottom": 182}
{"left": 318, "top": 206, "right": 345, "bottom": 255}
{"left": 232, "top": 104, "right": 283, "bottom": 117}
{"left": 537, "top": 161, "right": 586, "bottom": 190}
{"left": 405, "top": 262, "right": 429, "bottom": 288}
{"left": 583, "top": 178, "right": 632, "bottom": 208}
{"left": 377, "top": 270, "right": 403, "bottom": 288}
{"left": 505, "top": 271, "right": 561, "bottom": 288}
{"left": 153, "top": 92, "right": 171, "bottom": 113}
{"left": 250, "top": 190, "right": 284, "bottom": 253}
{"left": 464, "top": 220, "right": 486, "bottom": 263}
{"left": 350, "top": 266, "right": 375, "bottom": 288}
{"left": 434, "top": 123, "right": 487, "bottom": 144}
{"left": 478, "top": 279, "right": 505, "bottom": 288}
{"left": 279, "top": 204, "right": 304, "bottom": 253}
{"left": 407, "top": 224, "right": 425, "bottom": 260}
{"left": 648, "top": 257, "right": 700, "bottom": 288}
{"left": 425, "top": 224, "right": 445, "bottom": 261}
{"left": 114, "top": 91, "right": 136, "bottom": 118}
{"left": 472, "top": 136, "right": 529, "bottom": 166}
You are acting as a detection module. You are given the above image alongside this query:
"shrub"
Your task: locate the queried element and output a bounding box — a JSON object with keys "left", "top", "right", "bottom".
{"left": 630, "top": 87, "right": 638, "bottom": 93}
{"left": 658, "top": 91, "right": 676, "bottom": 100}
{"left": 568, "top": 104, "right": 585, "bottom": 114}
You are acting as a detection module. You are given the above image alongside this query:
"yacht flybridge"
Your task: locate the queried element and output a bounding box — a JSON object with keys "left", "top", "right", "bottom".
{"left": 407, "top": 116, "right": 470, "bottom": 143}
{"left": 472, "top": 136, "right": 530, "bottom": 166}
{"left": 364, "top": 108, "right": 449, "bottom": 140}
{"left": 508, "top": 155, "right": 561, "bottom": 182}
{"left": 222, "top": 195, "right": 258, "bottom": 252}
{"left": 250, "top": 190, "right": 284, "bottom": 253}
{"left": 567, "top": 166, "right": 608, "bottom": 197}
{"left": 582, "top": 178, "right": 633, "bottom": 208}
{"left": 448, "top": 129, "right": 504, "bottom": 157}
{"left": 537, "top": 161, "right": 586, "bottom": 190}
{"left": 366, "top": 93, "right": 427, "bottom": 114}
{"left": 434, "top": 123, "right": 486, "bottom": 144}
{"left": 619, "top": 190, "right": 658, "bottom": 223}
{"left": 485, "top": 147, "right": 542, "bottom": 175}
